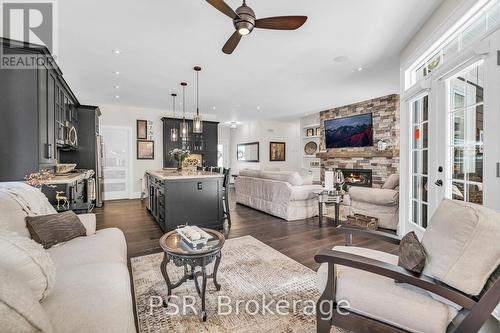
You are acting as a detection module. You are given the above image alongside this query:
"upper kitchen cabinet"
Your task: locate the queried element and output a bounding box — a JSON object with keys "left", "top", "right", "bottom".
{"left": 0, "top": 38, "right": 81, "bottom": 181}
{"left": 161, "top": 118, "right": 219, "bottom": 168}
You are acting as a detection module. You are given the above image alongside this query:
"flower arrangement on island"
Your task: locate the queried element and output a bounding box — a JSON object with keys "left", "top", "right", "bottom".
{"left": 24, "top": 169, "right": 53, "bottom": 189}
{"left": 168, "top": 149, "right": 191, "bottom": 170}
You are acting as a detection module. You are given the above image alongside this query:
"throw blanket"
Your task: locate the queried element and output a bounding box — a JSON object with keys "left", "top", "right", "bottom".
{"left": 0, "top": 182, "right": 56, "bottom": 216}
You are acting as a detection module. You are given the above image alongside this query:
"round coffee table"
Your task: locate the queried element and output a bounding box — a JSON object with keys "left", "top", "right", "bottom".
{"left": 159, "top": 228, "right": 225, "bottom": 321}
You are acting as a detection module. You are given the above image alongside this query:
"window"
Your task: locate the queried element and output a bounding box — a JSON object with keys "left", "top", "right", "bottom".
{"left": 447, "top": 61, "right": 484, "bottom": 205}
{"left": 410, "top": 95, "right": 429, "bottom": 228}
{"left": 405, "top": 0, "right": 499, "bottom": 89}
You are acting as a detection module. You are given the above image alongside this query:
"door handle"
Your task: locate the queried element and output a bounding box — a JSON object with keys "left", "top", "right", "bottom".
{"left": 435, "top": 179, "right": 443, "bottom": 187}
{"left": 47, "top": 144, "right": 53, "bottom": 159}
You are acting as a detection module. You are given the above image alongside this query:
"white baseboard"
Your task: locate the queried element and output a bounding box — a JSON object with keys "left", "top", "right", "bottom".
{"left": 130, "top": 192, "right": 142, "bottom": 199}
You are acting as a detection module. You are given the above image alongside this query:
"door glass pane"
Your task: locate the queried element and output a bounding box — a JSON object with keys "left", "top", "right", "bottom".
{"left": 422, "top": 122, "right": 428, "bottom": 149}
{"left": 421, "top": 204, "right": 428, "bottom": 228}
{"left": 447, "top": 61, "right": 484, "bottom": 206}
{"left": 409, "top": 94, "right": 429, "bottom": 228}
{"left": 453, "top": 147, "right": 465, "bottom": 180}
{"left": 453, "top": 110, "right": 465, "bottom": 145}
{"left": 467, "top": 183, "right": 483, "bottom": 205}
{"left": 452, "top": 182, "right": 465, "bottom": 200}
{"left": 412, "top": 200, "right": 419, "bottom": 224}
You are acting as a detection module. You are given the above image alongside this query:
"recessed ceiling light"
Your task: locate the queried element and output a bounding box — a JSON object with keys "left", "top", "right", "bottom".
{"left": 256, "top": 106, "right": 261, "bottom": 110}
{"left": 112, "top": 50, "right": 121, "bottom": 54}
{"left": 114, "top": 85, "right": 120, "bottom": 89}
{"left": 357, "top": 67, "right": 364, "bottom": 72}
{"left": 113, "top": 71, "right": 120, "bottom": 75}
{"left": 212, "top": 106, "right": 216, "bottom": 110}
{"left": 115, "top": 95, "right": 120, "bottom": 99}
{"left": 334, "top": 56, "right": 349, "bottom": 63}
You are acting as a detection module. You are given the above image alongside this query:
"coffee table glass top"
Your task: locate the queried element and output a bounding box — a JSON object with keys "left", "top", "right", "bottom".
{"left": 159, "top": 228, "right": 225, "bottom": 257}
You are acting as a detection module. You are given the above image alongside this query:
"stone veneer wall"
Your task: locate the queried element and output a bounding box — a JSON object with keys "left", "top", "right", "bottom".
{"left": 319, "top": 94, "right": 400, "bottom": 187}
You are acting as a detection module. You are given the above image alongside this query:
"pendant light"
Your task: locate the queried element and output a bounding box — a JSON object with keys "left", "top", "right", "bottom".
{"left": 170, "top": 93, "right": 178, "bottom": 142}
{"left": 193, "top": 66, "right": 203, "bottom": 134}
{"left": 180, "top": 82, "right": 189, "bottom": 138}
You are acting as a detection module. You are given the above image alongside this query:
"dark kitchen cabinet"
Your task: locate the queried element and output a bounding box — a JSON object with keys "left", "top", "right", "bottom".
{"left": 161, "top": 118, "right": 219, "bottom": 168}
{"left": 146, "top": 173, "right": 223, "bottom": 232}
{"left": 0, "top": 38, "right": 80, "bottom": 181}
{"left": 38, "top": 64, "right": 57, "bottom": 166}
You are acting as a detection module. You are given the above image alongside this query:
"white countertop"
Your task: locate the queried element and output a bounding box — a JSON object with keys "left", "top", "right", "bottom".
{"left": 146, "top": 170, "right": 223, "bottom": 180}
{"left": 41, "top": 173, "right": 86, "bottom": 185}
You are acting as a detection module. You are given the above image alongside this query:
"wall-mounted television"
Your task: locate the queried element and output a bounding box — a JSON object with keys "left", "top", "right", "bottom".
{"left": 325, "top": 113, "right": 373, "bottom": 149}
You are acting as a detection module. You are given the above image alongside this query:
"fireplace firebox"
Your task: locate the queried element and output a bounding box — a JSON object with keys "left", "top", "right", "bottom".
{"left": 340, "top": 168, "right": 372, "bottom": 187}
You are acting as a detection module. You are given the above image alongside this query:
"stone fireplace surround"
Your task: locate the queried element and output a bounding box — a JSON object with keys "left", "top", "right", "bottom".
{"left": 318, "top": 94, "right": 400, "bottom": 188}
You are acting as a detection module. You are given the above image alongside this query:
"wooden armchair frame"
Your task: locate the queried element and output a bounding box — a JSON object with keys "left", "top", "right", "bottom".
{"left": 315, "top": 226, "right": 500, "bottom": 333}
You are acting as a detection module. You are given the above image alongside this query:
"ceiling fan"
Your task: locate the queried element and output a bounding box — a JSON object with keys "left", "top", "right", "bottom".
{"left": 206, "top": 0, "right": 308, "bottom": 54}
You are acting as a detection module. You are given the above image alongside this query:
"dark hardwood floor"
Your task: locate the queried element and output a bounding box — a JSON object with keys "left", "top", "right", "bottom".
{"left": 94, "top": 189, "right": 397, "bottom": 271}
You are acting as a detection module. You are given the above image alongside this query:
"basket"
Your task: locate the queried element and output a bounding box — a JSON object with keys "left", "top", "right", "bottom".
{"left": 55, "top": 164, "right": 77, "bottom": 174}
{"left": 345, "top": 213, "right": 378, "bottom": 230}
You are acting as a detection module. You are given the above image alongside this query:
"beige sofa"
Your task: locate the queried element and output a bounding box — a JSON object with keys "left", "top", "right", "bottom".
{"left": 0, "top": 182, "right": 135, "bottom": 333}
{"left": 235, "top": 170, "right": 323, "bottom": 221}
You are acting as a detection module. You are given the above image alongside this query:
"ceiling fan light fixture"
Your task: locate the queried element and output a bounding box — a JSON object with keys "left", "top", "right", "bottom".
{"left": 238, "top": 27, "right": 250, "bottom": 35}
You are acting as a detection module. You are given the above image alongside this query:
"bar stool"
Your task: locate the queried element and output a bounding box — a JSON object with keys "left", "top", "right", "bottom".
{"left": 222, "top": 168, "right": 231, "bottom": 226}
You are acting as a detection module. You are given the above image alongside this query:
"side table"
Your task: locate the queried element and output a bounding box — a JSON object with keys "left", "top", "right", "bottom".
{"left": 159, "top": 228, "right": 225, "bottom": 321}
{"left": 316, "top": 190, "right": 343, "bottom": 227}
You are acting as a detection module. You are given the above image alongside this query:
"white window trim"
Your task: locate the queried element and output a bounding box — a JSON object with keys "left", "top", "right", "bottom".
{"left": 403, "top": 0, "right": 498, "bottom": 90}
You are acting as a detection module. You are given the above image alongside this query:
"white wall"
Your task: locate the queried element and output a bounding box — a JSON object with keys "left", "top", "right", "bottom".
{"left": 229, "top": 120, "right": 301, "bottom": 175}
{"left": 99, "top": 103, "right": 216, "bottom": 198}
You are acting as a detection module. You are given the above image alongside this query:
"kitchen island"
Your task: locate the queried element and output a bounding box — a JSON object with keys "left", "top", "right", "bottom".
{"left": 145, "top": 170, "right": 224, "bottom": 232}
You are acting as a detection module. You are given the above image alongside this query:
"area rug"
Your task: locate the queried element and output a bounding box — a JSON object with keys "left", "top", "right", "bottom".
{"left": 131, "top": 235, "right": 346, "bottom": 333}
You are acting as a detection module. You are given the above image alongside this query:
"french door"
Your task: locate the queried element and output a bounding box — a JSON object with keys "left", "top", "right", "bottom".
{"left": 405, "top": 31, "right": 500, "bottom": 235}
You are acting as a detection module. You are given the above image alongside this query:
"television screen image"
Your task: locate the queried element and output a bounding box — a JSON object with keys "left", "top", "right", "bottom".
{"left": 325, "top": 113, "right": 373, "bottom": 148}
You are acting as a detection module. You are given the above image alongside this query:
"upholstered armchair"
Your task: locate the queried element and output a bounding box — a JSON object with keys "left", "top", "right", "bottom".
{"left": 315, "top": 199, "right": 500, "bottom": 333}
{"left": 348, "top": 173, "right": 399, "bottom": 230}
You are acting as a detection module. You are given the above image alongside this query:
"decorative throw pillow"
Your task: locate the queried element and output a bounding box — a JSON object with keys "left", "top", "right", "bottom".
{"left": 421, "top": 199, "right": 500, "bottom": 296}
{"left": 0, "top": 231, "right": 55, "bottom": 301}
{"left": 382, "top": 173, "right": 399, "bottom": 190}
{"left": 0, "top": 269, "right": 53, "bottom": 333}
{"left": 26, "top": 211, "right": 86, "bottom": 249}
{"left": 398, "top": 231, "right": 426, "bottom": 273}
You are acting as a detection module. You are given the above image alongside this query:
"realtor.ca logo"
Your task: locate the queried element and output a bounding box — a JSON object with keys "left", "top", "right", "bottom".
{"left": 1, "top": 0, "right": 58, "bottom": 69}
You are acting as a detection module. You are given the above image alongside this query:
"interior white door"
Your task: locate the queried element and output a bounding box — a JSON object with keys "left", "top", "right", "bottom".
{"left": 100, "top": 126, "right": 132, "bottom": 200}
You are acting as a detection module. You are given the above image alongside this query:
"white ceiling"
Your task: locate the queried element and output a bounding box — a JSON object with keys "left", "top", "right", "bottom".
{"left": 57, "top": 0, "right": 442, "bottom": 122}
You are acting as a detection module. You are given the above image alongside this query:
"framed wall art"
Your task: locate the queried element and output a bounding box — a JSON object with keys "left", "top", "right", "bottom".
{"left": 269, "top": 142, "right": 286, "bottom": 161}
{"left": 137, "top": 120, "right": 148, "bottom": 140}
{"left": 137, "top": 140, "right": 154, "bottom": 160}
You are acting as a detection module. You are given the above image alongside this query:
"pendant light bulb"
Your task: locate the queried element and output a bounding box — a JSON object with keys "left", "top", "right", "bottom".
{"left": 180, "top": 82, "right": 189, "bottom": 138}
{"left": 193, "top": 66, "right": 203, "bottom": 134}
{"left": 170, "top": 93, "right": 178, "bottom": 142}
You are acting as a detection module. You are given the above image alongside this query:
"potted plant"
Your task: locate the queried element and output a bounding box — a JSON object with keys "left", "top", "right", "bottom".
{"left": 168, "top": 149, "right": 191, "bottom": 170}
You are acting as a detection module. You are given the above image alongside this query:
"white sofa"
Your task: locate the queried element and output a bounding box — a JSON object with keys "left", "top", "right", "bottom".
{"left": 0, "top": 182, "right": 135, "bottom": 333}
{"left": 235, "top": 170, "right": 323, "bottom": 221}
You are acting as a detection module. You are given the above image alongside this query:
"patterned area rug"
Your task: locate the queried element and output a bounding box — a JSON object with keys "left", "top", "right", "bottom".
{"left": 131, "top": 235, "right": 346, "bottom": 333}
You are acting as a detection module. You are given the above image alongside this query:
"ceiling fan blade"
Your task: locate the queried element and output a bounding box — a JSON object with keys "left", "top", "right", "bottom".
{"left": 222, "top": 31, "right": 242, "bottom": 55}
{"left": 255, "top": 16, "right": 308, "bottom": 30}
{"left": 206, "top": 0, "right": 238, "bottom": 19}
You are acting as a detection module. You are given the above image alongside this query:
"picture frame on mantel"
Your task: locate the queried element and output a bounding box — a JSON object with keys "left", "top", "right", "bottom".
{"left": 137, "top": 120, "right": 148, "bottom": 140}
{"left": 269, "top": 142, "right": 286, "bottom": 161}
{"left": 137, "top": 140, "right": 154, "bottom": 160}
